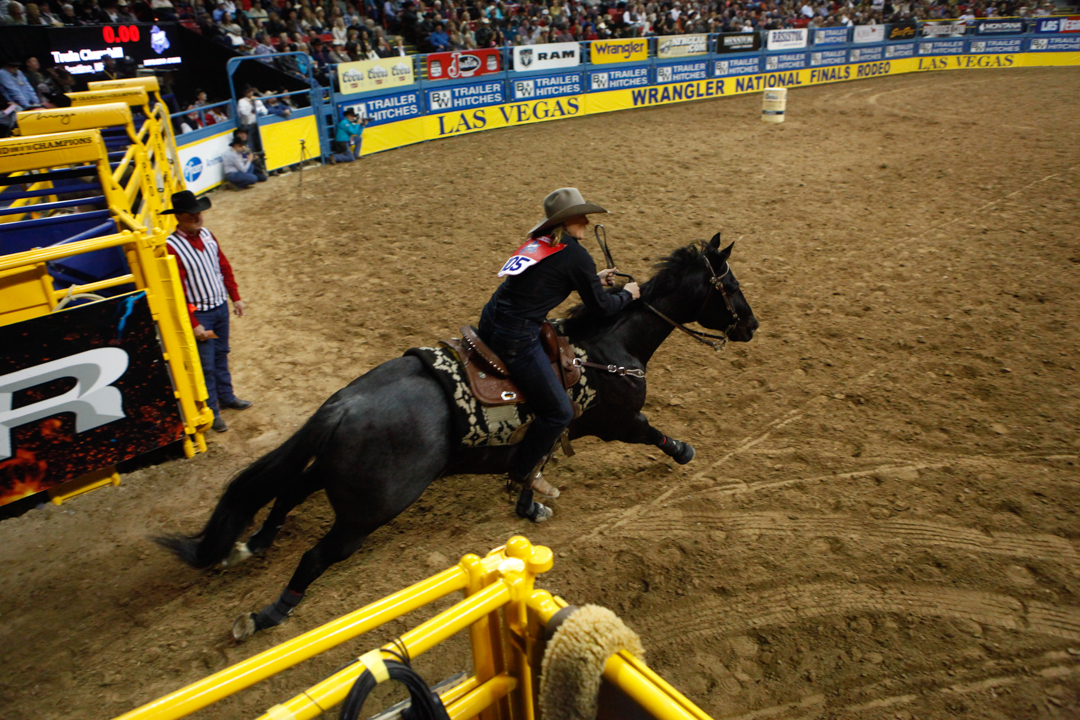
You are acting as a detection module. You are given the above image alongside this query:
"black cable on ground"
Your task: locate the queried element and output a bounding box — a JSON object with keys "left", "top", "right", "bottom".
{"left": 338, "top": 658, "right": 450, "bottom": 720}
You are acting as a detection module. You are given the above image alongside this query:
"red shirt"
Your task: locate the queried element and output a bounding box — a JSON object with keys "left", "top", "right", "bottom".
{"left": 165, "top": 226, "right": 241, "bottom": 328}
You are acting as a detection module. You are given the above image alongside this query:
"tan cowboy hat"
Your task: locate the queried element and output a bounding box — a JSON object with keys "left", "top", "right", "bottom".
{"left": 529, "top": 187, "right": 609, "bottom": 236}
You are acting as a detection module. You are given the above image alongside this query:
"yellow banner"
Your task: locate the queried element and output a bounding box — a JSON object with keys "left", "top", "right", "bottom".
{"left": 362, "top": 117, "right": 425, "bottom": 155}
{"left": 422, "top": 96, "right": 584, "bottom": 141}
{"left": 16, "top": 103, "right": 133, "bottom": 136}
{"left": 0, "top": 130, "right": 107, "bottom": 173}
{"left": 589, "top": 39, "right": 649, "bottom": 65}
{"left": 337, "top": 58, "right": 416, "bottom": 95}
{"left": 260, "top": 114, "right": 321, "bottom": 171}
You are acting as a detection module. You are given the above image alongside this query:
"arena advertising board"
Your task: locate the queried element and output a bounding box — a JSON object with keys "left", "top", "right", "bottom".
{"left": 0, "top": 291, "right": 184, "bottom": 507}
{"left": 656, "top": 34, "right": 709, "bottom": 58}
{"left": 813, "top": 28, "right": 849, "bottom": 46}
{"left": 511, "top": 73, "right": 582, "bottom": 101}
{"left": 589, "top": 38, "right": 649, "bottom": 64}
{"left": 427, "top": 80, "right": 505, "bottom": 113}
{"left": 426, "top": 49, "right": 501, "bottom": 81}
{"left": 921, "top": 21, "right": 967, "bottom": 38}
{"left": 337, "top": 58, "right": 415, "bottom": 95}
{"left": 849, "top": 45, "right": 885, "bottom": 62}
{"left": 768, "top": 29, "right": 808, "bottom": 51}
{"left": 918, "top": 40, "right": 966, "bottom": 55}
{"left": 656, "top": 60, "right": 708, "bottom": 84}
{"left": 589, "top": 66, "right": 649, "bottom": 91}
{"left": 713, "top": 56, "right": 762, "bottom": 76}
{"left": 970, "top": 38, "right": 1023, "bottom": 54}
{"left": 176, "top": 128, "right": 232, "bottom": 194}
{"left": 884, "top": 42, "right": 916, "bottom": 58}
{"left": 854, "top": 24, "right": 886, "bottom": 44}
{"left": 765, "top": 52, "right": 807, "bottom": 71}
{"left": 47, "top": 24, "right": 182, "bottom": 75}
{"left": 1033, "top": 16, "right": 1080, "bottom": 33}
{"left": 1030, "top": 36, "right": 1080, "bottom": 51}
{"left": 423, "top": 93, "right": 584, "bottom": 141}
{"left": 974, "top": 19, "right": 1025, "bottom": 35}
{"left": 887, "top": 20, "right": 918, "bottom": 41}
{"left": 512, "top": 43, "right": 580, "bottom": 72}
{"left": 716, "top": 32, "right": 762, "bottom": 54}
{"left": 810, "top": 49, "right": 848, "bottom": 67}
{"left": 341, "top": 90, "right": 421, "bottom": 125}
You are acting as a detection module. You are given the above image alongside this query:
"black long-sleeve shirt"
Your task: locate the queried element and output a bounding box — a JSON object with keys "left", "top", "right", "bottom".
{"left": 487, "top": 234, "right": 632, "bottom": 323}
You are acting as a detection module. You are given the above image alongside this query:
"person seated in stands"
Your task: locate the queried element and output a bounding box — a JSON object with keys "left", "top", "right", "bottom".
{"left": 264, "top": 94, "right": 291, "bottom": 119}
{"left": 330, "top": 107, "right": 368, "bottom": 164}
{"left": 428, "top": 20, "right": 451, "bottom": 50}
{"left": 178, "top": 103, "right": 203, "bottom": 134}
{"left": 0, "top": 57, "right": 42, "bottom": 110}
{"left": 223, "top": 137, "right": 268, "bottom": 189}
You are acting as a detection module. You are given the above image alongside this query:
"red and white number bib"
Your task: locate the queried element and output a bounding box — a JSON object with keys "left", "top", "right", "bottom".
{"left": 497, "top": 236, "right": 566, "bottom": 277}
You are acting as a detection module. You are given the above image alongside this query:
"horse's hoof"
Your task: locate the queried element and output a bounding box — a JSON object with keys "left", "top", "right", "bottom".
{"left": 232, "top": 613, "right": 257, "bottom": 641}
{"left": 530, "top": 503, "right": 553, "bottom": 523}
{"left": 665, "top": 439, "right": 696, "bottom": 465}
{"left": 223, "top": 541, "right": 253, "bottom": 568}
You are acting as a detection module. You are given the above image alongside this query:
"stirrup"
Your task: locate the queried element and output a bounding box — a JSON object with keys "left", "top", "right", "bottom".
{"left": 529, "top": 471, "right": 560, "bottom": 499}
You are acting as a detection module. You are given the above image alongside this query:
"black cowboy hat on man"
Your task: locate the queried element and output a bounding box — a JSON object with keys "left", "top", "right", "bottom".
{"left": 161, "top": 190, "right": 211, "bottom": 216}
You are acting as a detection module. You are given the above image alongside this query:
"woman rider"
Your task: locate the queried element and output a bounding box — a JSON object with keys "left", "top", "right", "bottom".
{"left": 478, "top": 188, "right": 641, "bottom": 522}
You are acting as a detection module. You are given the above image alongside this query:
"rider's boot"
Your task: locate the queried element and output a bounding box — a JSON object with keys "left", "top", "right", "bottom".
{"left": 528, "top": 469, "right": 561, "bottom": 499}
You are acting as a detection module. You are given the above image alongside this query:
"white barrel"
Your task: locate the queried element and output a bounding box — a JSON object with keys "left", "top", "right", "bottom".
{"left": 761, "top": 87, "right": 787, "bottom": 124}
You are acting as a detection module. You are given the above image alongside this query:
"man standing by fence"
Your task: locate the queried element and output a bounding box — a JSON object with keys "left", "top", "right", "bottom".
{"left": 163, "top": 190, "right": 253, "bottom": 433}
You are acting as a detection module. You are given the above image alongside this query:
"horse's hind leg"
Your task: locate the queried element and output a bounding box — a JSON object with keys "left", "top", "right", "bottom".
{"left": 233, "top": 517, "right": 369, "bottom": 640}
{"left": 225, "top": 470, "right": 324, "bottom": 566}
{"left": 618, "top": 412, "right": 696, "bottom": 465}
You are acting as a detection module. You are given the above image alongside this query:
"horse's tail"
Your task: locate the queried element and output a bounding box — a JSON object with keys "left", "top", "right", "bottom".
{"left": 155, "top": 398, "right": 346, "bottom": 569}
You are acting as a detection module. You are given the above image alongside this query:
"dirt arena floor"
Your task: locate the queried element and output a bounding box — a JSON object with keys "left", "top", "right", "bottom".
{"left": 2, "top": 66, "right": 1079, "bottom": 720}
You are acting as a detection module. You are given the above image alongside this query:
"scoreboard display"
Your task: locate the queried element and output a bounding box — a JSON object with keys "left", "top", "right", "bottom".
{"left": 47, "top": 24, "right": 182, "bottom": 75}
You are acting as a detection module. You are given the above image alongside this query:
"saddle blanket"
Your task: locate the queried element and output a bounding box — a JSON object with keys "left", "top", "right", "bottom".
{"left": 404, "top": 343, "right": 598, "bottom": 448}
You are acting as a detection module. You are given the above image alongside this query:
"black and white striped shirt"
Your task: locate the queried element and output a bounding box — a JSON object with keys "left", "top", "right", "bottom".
{"left": 166, "top": 228, "right": 230, "bottom": 311}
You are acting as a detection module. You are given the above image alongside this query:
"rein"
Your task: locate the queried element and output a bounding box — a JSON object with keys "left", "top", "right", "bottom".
{"left": 595, "top": 227, "right": 739, "bottom": 353}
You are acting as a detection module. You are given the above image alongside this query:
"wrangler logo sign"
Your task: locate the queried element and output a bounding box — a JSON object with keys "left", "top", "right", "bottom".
{"left": 590, "top": 39, "right": 649, "bottom": 64}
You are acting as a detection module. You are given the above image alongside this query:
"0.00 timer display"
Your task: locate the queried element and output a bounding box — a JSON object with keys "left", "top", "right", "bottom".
{"left": 102, "top": 25, "right": 140, "bottom": 43}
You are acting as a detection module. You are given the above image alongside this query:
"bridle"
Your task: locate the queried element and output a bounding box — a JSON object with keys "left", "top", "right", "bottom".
{"left": 594, "top": 226, "right": 741, "bottom": 352}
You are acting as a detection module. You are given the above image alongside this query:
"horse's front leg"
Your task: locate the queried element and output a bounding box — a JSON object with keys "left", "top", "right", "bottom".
{"left": 618, "top": 412, "right": 696, "bottom": 465}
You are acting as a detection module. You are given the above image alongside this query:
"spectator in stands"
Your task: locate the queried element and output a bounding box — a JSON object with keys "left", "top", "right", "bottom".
{"left": 23, "top": 56, "right": 48, "bottom": 97}
{"left": 1, "top": 0, "right": 26, "bottom": 23}
{"left": 264, "top": 94, "right": 291, "bottom": 119}
{"left": 223, "top": 136, "right": 267, "bottom": 188}
{"left": 428, "top": 20, "right": 450, "bottom": 50}
{"left": 163, "top": 190, "right": 252, "bottom": 433}
{"left": 0, "top": 58, "right": 42, "bottom": 109}
{"left": 330, "top": 107, "right": 368, "bottom": 163}
{"left": 178, "top": 103, "right": 203, "bottom": 134}
{"left": 237, "top": 85, "right": 266, "bottom": 149}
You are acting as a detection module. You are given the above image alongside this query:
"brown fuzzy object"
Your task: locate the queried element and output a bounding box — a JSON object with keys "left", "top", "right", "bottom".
{"left": 538, "top": 605, "right": 646, "bottom": 720}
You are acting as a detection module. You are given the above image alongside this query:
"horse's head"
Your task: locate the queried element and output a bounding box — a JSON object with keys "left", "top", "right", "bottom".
{"left": 697, "top": 232, "right": 758, "bottom": 343}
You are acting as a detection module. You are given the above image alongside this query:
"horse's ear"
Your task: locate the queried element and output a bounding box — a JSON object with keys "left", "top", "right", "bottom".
{"left": 709, "top": 232, "right": 722, "bottom": 249}
{"left": 718, "top": 241, "right": 734, "bottom": 261}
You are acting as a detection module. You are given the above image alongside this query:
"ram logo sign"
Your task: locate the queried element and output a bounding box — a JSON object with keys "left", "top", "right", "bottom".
{"left": 513, "top": 42, "right": 580, "bottom": 71}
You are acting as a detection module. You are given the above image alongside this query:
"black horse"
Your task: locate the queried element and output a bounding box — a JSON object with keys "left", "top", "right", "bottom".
{"left": 158, "top": 234, "right": 758, "bottom": 638}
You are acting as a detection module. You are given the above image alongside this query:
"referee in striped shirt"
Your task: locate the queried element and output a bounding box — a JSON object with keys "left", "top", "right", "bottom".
{"left": 164, "top": 191, "right": 253, "bottom": 433}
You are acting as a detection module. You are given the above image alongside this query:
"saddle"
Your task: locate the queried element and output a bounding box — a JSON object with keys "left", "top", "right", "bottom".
{"left": 441, "top": 322, "right": 581, "bottom": 407}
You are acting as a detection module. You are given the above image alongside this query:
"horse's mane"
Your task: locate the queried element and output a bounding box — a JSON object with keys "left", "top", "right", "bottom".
{"left": 560, "top": 242, "right": 707, "bottom": 340}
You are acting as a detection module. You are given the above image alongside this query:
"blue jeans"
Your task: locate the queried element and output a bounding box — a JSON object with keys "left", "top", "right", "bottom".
{"left": 331, "top": 135, "right": 361, "bottom": 163}
{"left": 226, "top": 170, "right": 267, "bottom": 188}
{"left": 194, "top": 302, "right": 238, "bottom": 417}
{"left": 478, "top": 305, "right": 573, "bottom": 482}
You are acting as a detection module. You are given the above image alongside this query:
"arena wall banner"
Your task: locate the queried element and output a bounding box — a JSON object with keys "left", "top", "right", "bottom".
{"left": 918, "top": 39, "right": 966, "bottom": 56}
{"left": 656, "top": 34, "right": 710, "bottom": 58}
{"left": 887, "top": 21, "right": 918, "bottom": 41}
{"left": 813, "top": 27, "right": 849, "bottom": 46}
{"left": 511, "top": 72, "right": 582, "bottom": 101}
{"left": 713, "top": 56, "right": 762, "bottom": 76}
{"left": 716, "top": 32, "right": 761, "bottom": 54}
{"left": 768, "top": 29, "right": 808, "bottom": 51}
{"left": 765, "top": 51, "right": 807, "bottom": 71}
{"left": 337, "top": 58, "right": 415, "bottom": 95}
{"left": 512, "top": 43, "right": 580, "bottom": 72}
{"left": 0, "top": 291, "right": 184, "bottom": 506}
{"left": 588, "top": 65, "right": 649, "bottom": 91}
{"left": 975, "top": 19, "right": 1026, "bottom": 35}
{"left": 258, "top": 107, "right": 321, "bottom": 171}
{"left": 810, "top": 49, "right": 848, "bottom": 67}
{"left": 854, "top": 24, "right": 886, "bottom": 43}
{"left": 656, "top": 60, "right": 708, "bottom": 84}
{"left": 589, "top": 38, "right": 649, "bottom": 64}
{"left": 970, "top": 38, "right": 1023, "bottom": 54}
{"left": 421, "top": 93, "right": 584, "bottom": 140}
{"left": 176, "top": 128, "right": 232, "bottom": 194}
{"left": 427, "top": 79, "right": 506, "bottom": 113}
{"left": 1029, "top": 35, "right": 1080, "bottom": 51}
{"left": 426, "top": 48, "right": 501, "bottom": 81}
{"left": 1033, "top": 16, "right": 1080, "bottom": 33}
{"left": 921, "top": 21, "right": 966, "bottom": 38}
{"left": 849, "top": 45, "right": 885, "bottom": 62}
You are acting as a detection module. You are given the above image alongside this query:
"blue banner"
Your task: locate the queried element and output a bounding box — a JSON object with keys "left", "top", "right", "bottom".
{"left": 1033, "top": 16, "right": 1080, "bottom": 33}
{"left": 918, "top": 40, "right": 966, "bottom": 55}
{"left": 810, "top": 49, "right": 848, "bottom": 67}
{"left": 969, "top": 38, "right": 1023, "bottom": 53}
{"left": 589, "top": 66, "right": 649, "bottom": 91}
{"left": 341, "top": 91, "right": 422, "bottom": 126}
{"left": 814, "top": 28, "right": 849, "bottom": 45}
{"left": 427, "top": 80, "right": 505, "bottom": 113}
{"left": 510, "top": 72, "right": 582, "bottom": 101}
{"left": 849, "top": 46, "right": 885, "bottom": 62}
{"left": 884, "top": 43, "right": 915, "bottom": 58}
{"left": 974, "top": 19, "right": 1025, "bottom": 34}
{"left": 713, "top": 56, "right": 761, "bottom": 76}
{"left": 765, "top": 52, "right": 807, "bottom": 71}
{"left": 656, "top": 60, "right": 708, "bottom": 84}
{"left": 1030, "top": 35, "right": 1080, "bottom": 51}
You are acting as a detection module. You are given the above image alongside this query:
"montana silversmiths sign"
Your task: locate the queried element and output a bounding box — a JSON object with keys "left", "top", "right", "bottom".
{"left": 656, "top": 34, "right": 709, "bottom": 58}
{"left": 974, "top": 19, "right": 1024, "bottom": 34}
{"left": 768, "top": 28, "right": 808, "bottom": 50}
{"left": 717, "top": 32, "right": 762, "bottom": 53}
{"left": 513, "top": 42, "right": 581, "bottom": 71}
